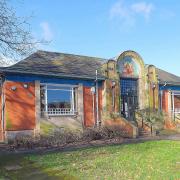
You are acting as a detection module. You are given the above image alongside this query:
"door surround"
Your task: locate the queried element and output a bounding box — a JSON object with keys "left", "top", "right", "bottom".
{"left": 117, "top": 51, "right": 147, "bottom": 111}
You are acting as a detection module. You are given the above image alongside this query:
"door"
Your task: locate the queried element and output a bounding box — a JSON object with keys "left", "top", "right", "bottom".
{"left": 120, "top": 78, "right": 138, "bottom": 121}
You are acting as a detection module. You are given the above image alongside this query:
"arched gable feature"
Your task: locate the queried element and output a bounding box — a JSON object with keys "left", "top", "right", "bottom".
{"left": 117, "top": 50, "right": 147, "bottom": 110}
{"left": 117, "top": 50, "right": 145, "bottom": 78}
{"left": 118, "top": 56, "right": 140, "bottom": 78}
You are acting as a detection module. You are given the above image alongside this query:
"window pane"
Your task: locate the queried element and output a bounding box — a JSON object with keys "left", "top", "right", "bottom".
{"left": 47, "top": 89, "right": 71, "bottom": 108}
{"left": 120, "top": 78, "right": 138, "bottom": 95}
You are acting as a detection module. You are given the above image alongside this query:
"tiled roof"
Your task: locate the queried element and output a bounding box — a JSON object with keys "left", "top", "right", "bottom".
{"left": 156, "top": 68, "right": 180, "bottom": 85}
{"left": 1, "top": 50, "right": 107, "bottom": 80}
{"left": 1, "top": 50, "right": 180, "bottom": 85}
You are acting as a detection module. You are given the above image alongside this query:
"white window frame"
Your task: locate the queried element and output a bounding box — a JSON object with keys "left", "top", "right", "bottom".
{"left": 171, "top": 91, "right": 180, "bottom": 114}
{"left": 40, "top": 83, "right": 78, "bottom": 116}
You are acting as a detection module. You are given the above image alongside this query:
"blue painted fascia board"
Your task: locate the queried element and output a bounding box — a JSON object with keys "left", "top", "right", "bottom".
{"left": 159, "top": 84, "right": 180, "bottom": 91}
{"left": 5, "top": 73, "right": 103, "bottom": 87}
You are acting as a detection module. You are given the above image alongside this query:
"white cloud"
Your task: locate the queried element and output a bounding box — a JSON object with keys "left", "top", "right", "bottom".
{"left": 109, "top": 0, "right": 135, "bottom": 27}
{"left": 131, "top": 2, "right": 154, "bottom": 19}
{"left": 109, "top": 1, "right": 154, "bottom": 27}
{"left": 110, "top": 1, "right": 129, "bottom": 19}
{"left": 40, "top": 22, "right": 53, "bottom": 41}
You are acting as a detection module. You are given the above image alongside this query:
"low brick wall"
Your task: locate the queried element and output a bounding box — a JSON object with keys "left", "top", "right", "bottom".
{"left": 5, "top": 130, "right": 35, "bottom": 141}
{"left": 164, "top": 120, "right": 177, "bottom": 130}
{"left": 104, "top": 118, "right": 138, "bottom": 138}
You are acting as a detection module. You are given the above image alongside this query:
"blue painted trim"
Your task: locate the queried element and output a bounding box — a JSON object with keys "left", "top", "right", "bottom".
{"left": 5, "top": 73, "right": 103, "bottom": 87}
{"left": 159, "top": 85, "right": 180, "bottom": 91}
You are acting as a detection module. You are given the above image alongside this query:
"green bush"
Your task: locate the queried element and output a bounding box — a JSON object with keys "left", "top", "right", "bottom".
{"left": 82, "top": 126, "right": 126, "bottom": 141}
{"left": 9, "top": 126, "right": 125, "bottom": 149}
{"left": 137, "top": 108, "right": 165, "bottom": 130}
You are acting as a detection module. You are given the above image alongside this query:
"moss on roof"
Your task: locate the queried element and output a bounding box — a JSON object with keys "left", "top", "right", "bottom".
{"left": 1, "top": 50, "right": 180, "bottom": 85}
{"left": 156, "top": 68, "right": 180, "bottom": 85}
{"left": 2, "top": 50, "right": 107, "bottom": 80}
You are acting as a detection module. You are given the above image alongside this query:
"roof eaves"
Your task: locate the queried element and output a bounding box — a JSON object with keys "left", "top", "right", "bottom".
{"left": 159, "top": 80, "right": 180, "bottom": 86}
{"left": 2, "top": 69, "right": 106, "bottom": 81}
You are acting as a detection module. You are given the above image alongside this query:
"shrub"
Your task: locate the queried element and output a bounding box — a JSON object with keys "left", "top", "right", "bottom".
{"left": 82, "top": 126, "right": 126, "bottom": 141}
{"left": 103, "top": 125, "right": 130, "bottom": 138}
{"left": 8, "top": 126, "right": 124, "bottom": 150}
{"left": 82, "top": 128, "right": 106, "bottom": 141}
{"left": 137, "top": 108, "right": 165, "bottom": 130}
{"left": 9, "top": 135, "right": 35, "bottom": 149}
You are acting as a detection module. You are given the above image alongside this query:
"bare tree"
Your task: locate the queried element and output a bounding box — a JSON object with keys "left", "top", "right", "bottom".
{"left": 0, "top": 0, "right": 39, "bottom": 61}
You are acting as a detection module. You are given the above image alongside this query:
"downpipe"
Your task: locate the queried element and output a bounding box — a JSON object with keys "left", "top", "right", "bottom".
{"left": 95, "top": 70, "right": 100, "bottom": 127}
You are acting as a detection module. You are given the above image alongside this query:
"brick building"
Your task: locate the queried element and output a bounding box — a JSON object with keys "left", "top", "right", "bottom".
{"left": 0, "top": 50, "right": 179, "bottom": 142}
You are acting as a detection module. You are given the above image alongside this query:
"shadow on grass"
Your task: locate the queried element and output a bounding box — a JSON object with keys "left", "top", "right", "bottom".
{"left": 0, "top": 141, "right": 148, "bottom": 179}
{"left": 0, "top": 154, "right": 77, "bottom": 180}
{"left": 0, "top": 140, "right": 179, "bottom": 179}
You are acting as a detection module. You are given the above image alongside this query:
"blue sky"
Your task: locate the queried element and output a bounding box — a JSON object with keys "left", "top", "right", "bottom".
{"left": 12, "top": 0, "right": 180, "bottom": 76}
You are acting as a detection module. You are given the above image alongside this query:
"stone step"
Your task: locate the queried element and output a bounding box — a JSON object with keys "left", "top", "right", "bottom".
{"left": 139, "top": 132, "right": 151, "bottom": 134}
{"left": 139, "top": 134, "right": 151, "bottom": 137}
{"left": 139, "top": 130, "right": 151, "bottom": 134}
{"left": 138, "top": 129, "right": 153, "bottom": 137}
{"left": 139, "top": 129, "right": 151, "bottom": 132}
{"left": 139, "top": 133, "right": 152, "bottom": 137}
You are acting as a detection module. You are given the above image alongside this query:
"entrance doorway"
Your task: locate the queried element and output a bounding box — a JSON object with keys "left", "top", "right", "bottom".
{"left": 120, "top": 78, "right": 138, "bottom": 121}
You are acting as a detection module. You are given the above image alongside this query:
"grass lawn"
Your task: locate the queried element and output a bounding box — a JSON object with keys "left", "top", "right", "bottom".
{"left": 0, "top": 140, "right": 179, "bottom": 180}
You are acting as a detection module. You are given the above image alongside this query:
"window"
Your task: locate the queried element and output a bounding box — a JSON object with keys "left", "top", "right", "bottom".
{"left": 120, "top": 78, "right": 138, "bottom": 96}
{"left": 172, "top": 92, "right": 180, "bottom": 114}
{"left": 120, "top": 78, "right": 138, "bottom": 120}
{"left": 40, "top": 84, "right": 77, "bottom": 116}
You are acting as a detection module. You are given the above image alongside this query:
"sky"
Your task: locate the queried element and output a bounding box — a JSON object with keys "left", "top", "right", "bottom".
{"left": 12, "top": 0, "right": 180, "bottom": 76}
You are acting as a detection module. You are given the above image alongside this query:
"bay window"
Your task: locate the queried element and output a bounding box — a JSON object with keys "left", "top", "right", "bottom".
{"left": 40, "top": 84, "right": 77, "bottom": 116}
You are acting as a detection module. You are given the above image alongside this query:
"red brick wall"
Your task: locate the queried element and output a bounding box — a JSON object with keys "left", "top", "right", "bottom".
{"left": 83, "top": 87, "right": 102, "bottom": 127}
{"left": 104, "top": 118, "right": 134, "bottom": 138}
{"left": 5, "top": 81, "right": 36, "bottom": 131}
{"left": 0, "top": 86, "right": 2, "bottom": 141}
{"left": 162, "top": 90, "right": 169, "bottom": 113}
